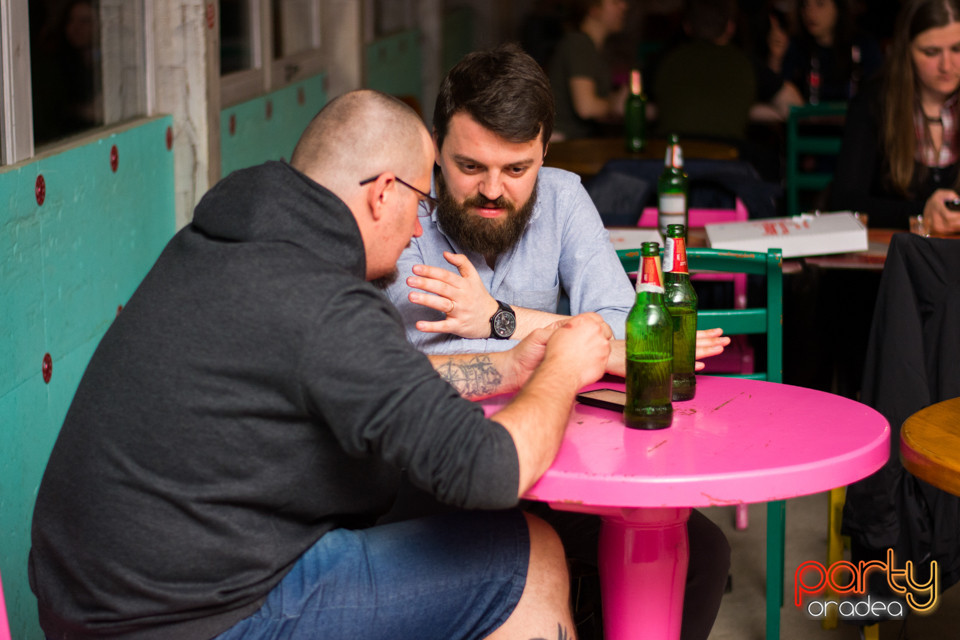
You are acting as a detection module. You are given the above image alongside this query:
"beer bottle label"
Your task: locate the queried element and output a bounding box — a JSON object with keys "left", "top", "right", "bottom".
{"left": 659, "top": 193, "right": 685, "bottom": 214}
{"left": 664, "top": 237, "right": 688, "bottom": 274}
{"left": 637, "top": 256, "right": 665, "bottom": 293}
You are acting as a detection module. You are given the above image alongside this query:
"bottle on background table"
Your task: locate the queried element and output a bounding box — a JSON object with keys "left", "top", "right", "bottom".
{"left": 657, "top": 133, "right": 688, "bottom": 240}
{"left": 808, "top": 55, "right": 821, "bottom": 105}
{"left": 624, "top": 242, "right": 673, "bottom": 430}
{"left": 849, "top": 45, "right": 862, "bottom": 98}
{"left": 624, "top": 69, "right": 647, "bottom": 153}
{"left": 663, "top": 224, "right": 698, "bottom": 401}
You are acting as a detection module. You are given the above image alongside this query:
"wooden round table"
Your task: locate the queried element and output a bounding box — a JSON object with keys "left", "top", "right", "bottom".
{"left": 544, "top": 136, "right": 739, "bottom": 178}
{"left": 900, "top": 396, "right": 960, "bottom": 497}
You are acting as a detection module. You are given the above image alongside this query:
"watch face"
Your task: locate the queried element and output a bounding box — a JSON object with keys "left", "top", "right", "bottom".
{"left": 493, "top": 310, "right": 516, "bottom": 338}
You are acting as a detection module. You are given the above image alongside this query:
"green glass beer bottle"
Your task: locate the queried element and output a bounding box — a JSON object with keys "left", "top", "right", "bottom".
{"left": 657, "top": 133, "right": 689, "bottom": 240}
{"left": 624, "top": 242, "right": 673, "bottom": 430}
{"left": 663, "top": 224, "right": 698, "bottom": 401}
{"left": 624, "top": 69, "right": 647, "bottom": 152}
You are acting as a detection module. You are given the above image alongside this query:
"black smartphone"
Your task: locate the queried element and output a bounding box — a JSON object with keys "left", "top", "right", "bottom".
{"left": 945, "top": 198, "right": 960, "bottom": 211}
{"left": 576, "top": 388, "right": 627, "bottom": 412}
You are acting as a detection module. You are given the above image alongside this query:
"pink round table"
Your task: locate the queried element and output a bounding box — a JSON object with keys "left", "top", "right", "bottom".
{"left": 480, "top": 376, "right": 890, "bottom": 640}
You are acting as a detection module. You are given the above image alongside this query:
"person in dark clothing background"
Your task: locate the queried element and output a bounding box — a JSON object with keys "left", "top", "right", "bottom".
{"left": 828, "top": 0, "right": 960, "bottom": 234}
{"left": 779, "top": 0, "right": 883, "bottom": 103}
{"left": 28, "top": 89, "right": 615, "bottom": 640}
{"left": 548, "top": 0, "right": 630, "bottom": 140}
{"left": 653, "top": 0, "right": 757, "bottom": 143}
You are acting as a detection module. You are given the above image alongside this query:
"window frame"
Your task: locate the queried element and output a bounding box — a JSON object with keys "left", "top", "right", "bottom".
{"left": 220, "top": 0, "right": 324, "bottom": 108}
{"left": 0, "top": 0, "right": 155, "bottom": 166}
{"left": 0, "top": 0, "right": 34, "bottom": 164}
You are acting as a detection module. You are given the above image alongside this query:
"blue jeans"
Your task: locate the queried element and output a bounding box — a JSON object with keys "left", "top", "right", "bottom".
{"left": 212, "top": 509, "right": 529, "bottom": 640}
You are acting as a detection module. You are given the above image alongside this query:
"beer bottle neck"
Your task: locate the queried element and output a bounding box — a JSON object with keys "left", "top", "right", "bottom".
{"left": 663, "top": 236, "right": 689, "bottom": 274}
{"left": 664, "top": 144, "right": 683, "bottom": 169}
{"left": 636, "top": 255, "right": 665, "bottom": 298}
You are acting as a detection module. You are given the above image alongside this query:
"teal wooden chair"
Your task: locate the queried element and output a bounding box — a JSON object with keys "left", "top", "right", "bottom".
{"left": 785, "top": 102, "right": 847, "bottom": 216}
{"left": 617, "top": 246, "right": 785, "bottom": 640}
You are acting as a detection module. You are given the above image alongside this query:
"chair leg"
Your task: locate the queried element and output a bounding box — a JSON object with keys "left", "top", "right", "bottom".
{"left": 822, "top": 486, "right": 846, "bottom": 630}
{"left": 735, "top": 503, "right": 749, "bottom": 530}
{"left": 766, "top": 500, "right": 786, "bottom": 640}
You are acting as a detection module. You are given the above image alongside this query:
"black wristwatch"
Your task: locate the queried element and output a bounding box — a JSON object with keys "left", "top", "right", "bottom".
{"left": 489, "top": 300, "right": 516, "bottom": 339}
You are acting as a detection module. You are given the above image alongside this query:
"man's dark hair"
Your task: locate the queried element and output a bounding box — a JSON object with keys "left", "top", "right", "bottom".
{"left": 433, "top": 43, "right": 554, "bottom": 153}
{"left": 684, "top": 0, "right": 738, "bottom": 42}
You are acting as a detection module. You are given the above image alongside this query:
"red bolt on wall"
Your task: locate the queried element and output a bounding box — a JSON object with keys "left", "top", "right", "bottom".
{"left": 110, "top": 145, "right": 119, "bottom": 172}
{"left": 36, "top": 174, "right": 46, "bottom": 205}
{"left": 42, "top": 353, "right": 53, "bottom": 383}
{"left": 229, "top": 114, "right": 236, "bottom": 135}
{"left": 166, "top": 126, "right": 174, "bottom": 150}
{"left": 297, "top": 87, "right": 305, "bottom": 105}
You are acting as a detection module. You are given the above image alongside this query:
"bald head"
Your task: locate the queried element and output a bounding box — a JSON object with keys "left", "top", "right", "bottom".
{"left": 291, "top": 90, "right": 432, "bottom": 201}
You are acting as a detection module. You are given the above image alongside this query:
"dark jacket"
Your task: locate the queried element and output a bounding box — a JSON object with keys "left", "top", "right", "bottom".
{"left": 829, "top": 78, "right": 960, "bottom": 228}
{"left": 843, "top": 233, "right": 960, "bottom": 592}
{"left": 29, "top": 161, "right": 520, "bottom": 640}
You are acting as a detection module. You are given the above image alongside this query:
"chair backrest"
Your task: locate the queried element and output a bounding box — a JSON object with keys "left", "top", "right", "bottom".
{"left": 0, "top": 568, "right": 11, "bottom": 640}
{"left": 786, "top": 102, "right": 847, "bottom": 217}
{"left": 689, "top": 248, "right": 783, "bottom": 382}
{"left": 637, "top": 200, "right": 749, "bottom": 309}
{"left": 616, "top": 246, "right": 783, "bottom": 382}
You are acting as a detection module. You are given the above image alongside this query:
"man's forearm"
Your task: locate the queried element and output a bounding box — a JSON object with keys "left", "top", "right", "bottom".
{"left": 429, "top": 352, "right": 515, "bottom": 400}
{"left": 488, "top": 357, "right": 582, "bottom": 497}
{"left": 512, "top": 306, "right": 567, "bottom": 340}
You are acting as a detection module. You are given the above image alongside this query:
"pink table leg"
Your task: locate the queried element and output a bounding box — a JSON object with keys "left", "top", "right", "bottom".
{"left": 599, "top": 507, "right": 691, "bottom": 640}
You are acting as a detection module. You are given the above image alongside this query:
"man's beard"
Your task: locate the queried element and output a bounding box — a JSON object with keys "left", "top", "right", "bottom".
{"left": 435, "top": 171, "right": 538, "bottom": 258}
{"left": 371, "top": 268, "right": 399, "bottom": 290}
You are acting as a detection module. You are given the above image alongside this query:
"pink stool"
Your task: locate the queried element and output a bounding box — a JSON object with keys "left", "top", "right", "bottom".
{"left": 0, "top": 569, "right": 11, "bottom": 640}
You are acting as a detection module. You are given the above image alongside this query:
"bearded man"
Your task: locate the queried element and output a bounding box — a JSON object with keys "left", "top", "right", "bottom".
{"left": 387, "top": 43, "right": 644, "bottom": 369}
{"left": 384, "top": 44, "right": 732, "bottom": 640}
{"left": 387, "top": 43, "right": 727, "bottom": 374}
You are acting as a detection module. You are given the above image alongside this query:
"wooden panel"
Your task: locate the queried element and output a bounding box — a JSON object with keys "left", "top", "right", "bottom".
{"left": 364, "top": 29, "right": 421, "bottom": 104}
{"left": 0, "top": 167, "right": 45, "bottom": 394}
{"left": 0, "top": 116, "right": 174, "bottom": 640}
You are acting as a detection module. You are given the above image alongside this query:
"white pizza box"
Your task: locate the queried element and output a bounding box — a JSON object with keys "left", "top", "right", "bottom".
{"left": 606, "top": 228, "right": 662, "bottom": 251}
{"left": 705, "top": 211, "right": 868, "bottom": 258}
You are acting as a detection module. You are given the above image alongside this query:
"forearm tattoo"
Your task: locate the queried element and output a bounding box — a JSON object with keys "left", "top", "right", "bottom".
{"left": 530, "top": 623, "right": 573, "bottom": 640}
{"left": 435, "top": 355, "right": 504, "bottom": 399}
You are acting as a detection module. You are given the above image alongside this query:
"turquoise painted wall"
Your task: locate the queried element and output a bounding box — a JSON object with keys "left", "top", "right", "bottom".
{"left": 221, "top": 74, "right": 328, "bottom": 177}
{"left": 0, "top": 116, "right": 176, "bottom": 640}
{"left": 365, "top": 29, "right": 422, "bottom": 107}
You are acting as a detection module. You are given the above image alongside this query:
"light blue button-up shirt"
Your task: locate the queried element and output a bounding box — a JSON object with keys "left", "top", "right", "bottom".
{"left": 385, "top": 167, "right": 636, "bottom": 354}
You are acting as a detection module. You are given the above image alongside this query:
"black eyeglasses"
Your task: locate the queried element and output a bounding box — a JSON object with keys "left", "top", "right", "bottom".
{"left": 359, "top": 174, "right": 438, "bottom": 217}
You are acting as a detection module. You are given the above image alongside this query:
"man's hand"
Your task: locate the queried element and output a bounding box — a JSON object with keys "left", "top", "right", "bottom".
{"left": 603, "top": 328, "right": 732, "bottom": 378}
{"left": 407, "top": 252, "right": 499, "bottom": 339}
{"left": 502, "top": 327, "right": 553, "bottom": 391}
{"left": 923, "top": 189, "right": 960, "bottom": 235}
{"left": 696, "top": 328, "right": 731, "bottom": 367}
{"left": 540, "top": 313, "right": 613, "bottom": 389}
{"left": 492, "top": 313, "right": 612, "bottom": 495}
